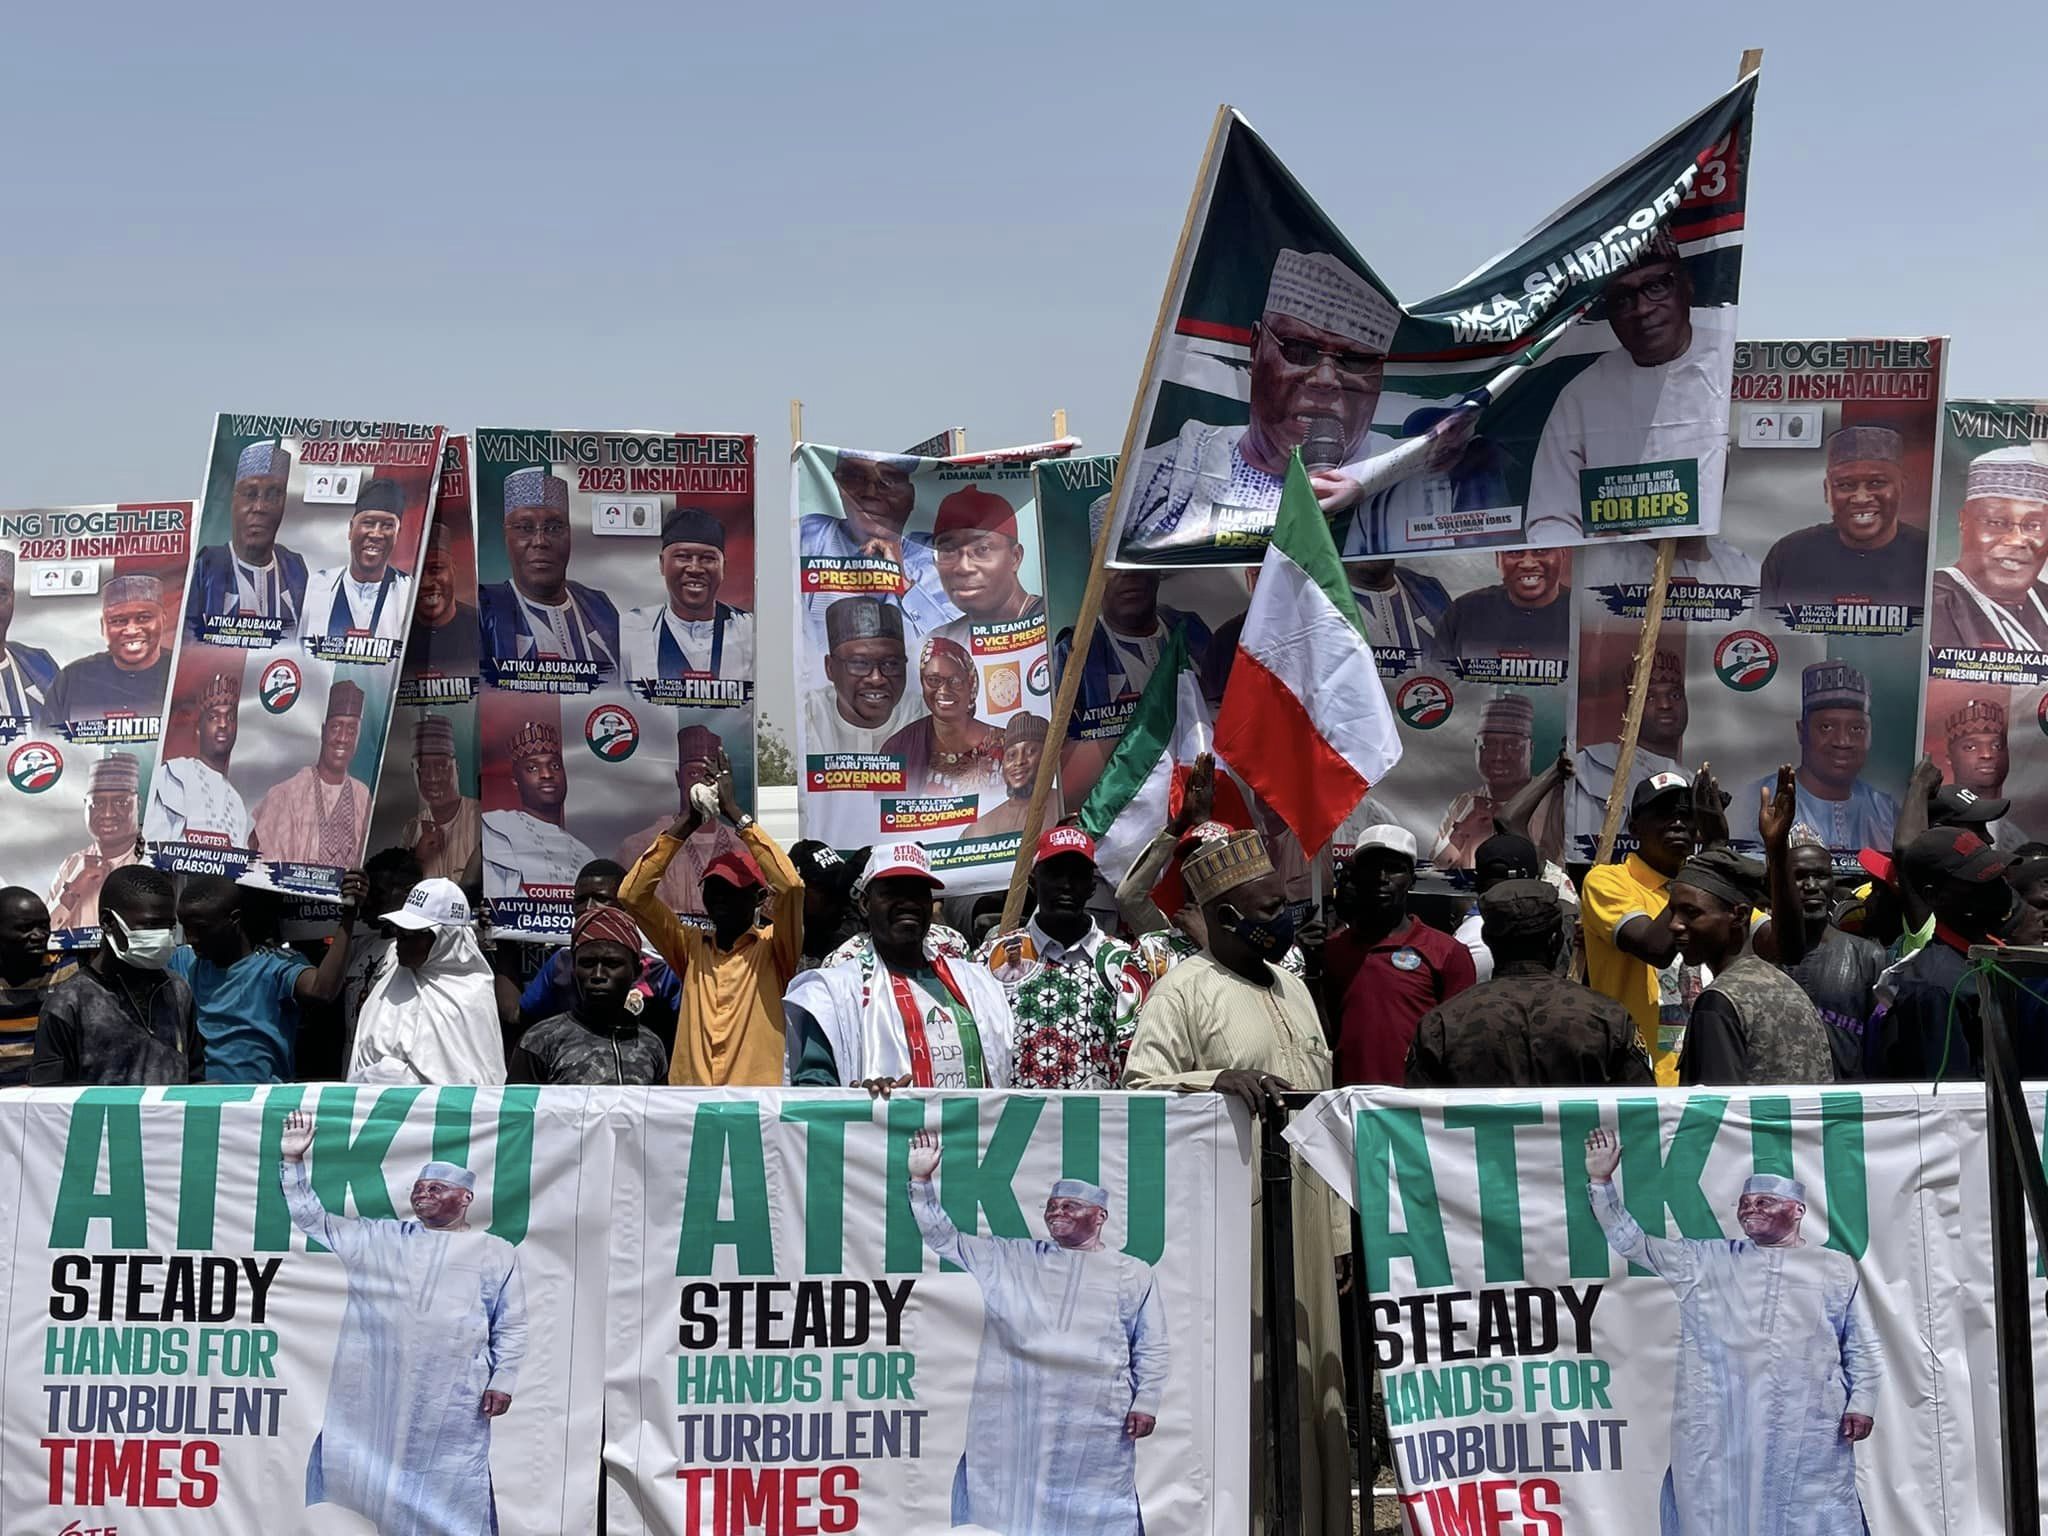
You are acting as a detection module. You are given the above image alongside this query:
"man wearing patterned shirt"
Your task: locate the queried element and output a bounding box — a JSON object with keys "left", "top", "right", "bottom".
{"left": 978, "top": 827, "right": 1150, "bottom": 1090}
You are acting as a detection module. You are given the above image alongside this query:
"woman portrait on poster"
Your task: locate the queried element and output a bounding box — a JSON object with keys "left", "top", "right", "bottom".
{"left": 880, "top": 636, "right": 1003, "bottom": 797}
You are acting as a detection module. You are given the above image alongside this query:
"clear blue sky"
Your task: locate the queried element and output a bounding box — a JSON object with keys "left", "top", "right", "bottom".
{"left": 5, "top": 1, "right": 2043, "bottom": 731}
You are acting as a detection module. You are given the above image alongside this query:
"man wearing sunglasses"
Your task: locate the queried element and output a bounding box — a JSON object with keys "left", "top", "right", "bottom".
{"left": 1525, "top": 230, "right": 1734, "bottom": 545}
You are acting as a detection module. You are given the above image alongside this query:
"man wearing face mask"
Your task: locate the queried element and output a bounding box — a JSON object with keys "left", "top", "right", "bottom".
{"left": 34, "top": 864, "right": 201, "bottom": 1085}
{"left": 509, "top": 905, "right": 668, "bottom": 1085}
{"left": 978, "top": 828, "right": 1150, "bottom": 1090}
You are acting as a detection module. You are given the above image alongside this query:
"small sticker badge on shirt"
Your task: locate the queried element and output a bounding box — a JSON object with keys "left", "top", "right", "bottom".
{"left": 1391, "top": 949, "right": 1422, "bottom": 972}
{"left": 625, "top": 990, "right": 645, "bottom": 1016}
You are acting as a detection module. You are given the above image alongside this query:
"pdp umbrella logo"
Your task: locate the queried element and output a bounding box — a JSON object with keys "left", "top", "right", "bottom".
{"left": 1027, "top": 655, "right": 1051, "bottom": 697}
{"left": 6, "top": 741, "right": 61, "bottom": 794}
{"left": 258, "top": 658, "right": 303, "bottom": 715}
{"left": 1714, "top": 631, "right": 1778, "bottom": 692}
{"left": 585, "top": 705, "right": 640, "bottom": 762}
{"left": 1396, "top": 676, "right": 1454, "bottom": 730}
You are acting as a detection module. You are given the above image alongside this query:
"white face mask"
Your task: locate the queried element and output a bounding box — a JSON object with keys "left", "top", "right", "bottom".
{"left": 105, "top": 911, "right": 180, "bottom": 971}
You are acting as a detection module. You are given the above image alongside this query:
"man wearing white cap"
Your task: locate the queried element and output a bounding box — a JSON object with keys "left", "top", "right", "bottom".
{"left": 279, "top": 1108, "right": 526, "bottom": 1534}
{"left": 1584, "top": 1127, "right": 1878, "bottom": 1534}
{"left": 184, "top": 440, "right": 309, "bottom": 641}
{"left": 0, "top": 550, "right": 57, "bottom": 727}
{"left": 1760, "top": 425, "right": 1928, "bottom": 607}
{"left": 1526, "top": 233, "right": 1734, "bottom": 545}
{"left": 907, "top": 1129, "right": 1167, "bottom": 1535}
{"left": 1929, "top": 446, "right": 2048, "bottom": 651}
{"left": 45, "top": 574, "right": 171, "bottom": 733}
{"left": 784, "top": 842, "right": 1015, "bottom": 1088}
{"left": 301, "top": 476, "right": 414, "bottom": 650}
{"left": 1128, "top": 248, "right": 1400, "bottom": 556}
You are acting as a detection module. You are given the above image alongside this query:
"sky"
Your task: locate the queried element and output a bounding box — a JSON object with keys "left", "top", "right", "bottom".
{"left": 4, "top": 0, "right": 2045, "bottom": 739}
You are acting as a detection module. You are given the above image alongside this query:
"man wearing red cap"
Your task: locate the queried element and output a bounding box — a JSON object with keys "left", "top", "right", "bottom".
{"left": 620, "top": 747, "right": 804, "bottom": 1086}
{"left": 615, "top": 722, "right": 746, "bottom": 920}
{"left": 976, "top": 827, "right": 1150, "bottom": 1090}
{"left": 925, "top": 485, "right": 1050, "bottom": 725}
{"left": 785, "top": 842, "right": 1015, "bottom": 1089}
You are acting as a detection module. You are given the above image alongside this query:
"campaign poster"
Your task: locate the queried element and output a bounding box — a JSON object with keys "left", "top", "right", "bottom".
{"left": 0, "top": 500, "right": 194, "bottom": 947}
{"left": 1290, "top": 1085, "right": 1974, "bottom": 1536}
{"left": 603, "top": 1088, "right": 1252, "bottom": 1535}
{"left": 471, "top": 428, "right": 757, "bottom": 939}
{"left": 1104, "top": 75, "right": 1756, "bottom": 567}
{"left": 1570, "top": 340, "right": 1943, "bottom": 866}
{"left": 142, "top": 416, "right": 446, "bottom": 901}
{"left": 1920, "top": 399, "right": 2048, "bottom": 850}
{"left": 793, "top": 439, "right": 1072, "bottom": 891}
{"left": 0, "top": 1084, "right": 606, "bottom": 1534}
{"left": 367, "top": 434, "right": 484, "bottom": 887}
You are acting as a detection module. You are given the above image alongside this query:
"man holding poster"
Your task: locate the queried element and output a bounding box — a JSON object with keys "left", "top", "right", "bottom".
{"left": 280, "top": 1108, "right": 526, "bottom": 1536}
{"left": 1584, "top": 1127, "right": 1878, "bottom": 1534}
{"left": 908, "top": 1129, "right": 1166, "bottom": 1536}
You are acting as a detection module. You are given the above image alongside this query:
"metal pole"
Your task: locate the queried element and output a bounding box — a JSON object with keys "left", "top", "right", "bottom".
{"left": 1349, "top": 1201, "right": 1378, "bottom": 1531}
{"left": 1260, "top": 1109, "right": 1302, "bottom": 1532}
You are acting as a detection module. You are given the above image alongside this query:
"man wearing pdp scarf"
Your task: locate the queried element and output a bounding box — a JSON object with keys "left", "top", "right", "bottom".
{"left": 1122, "top": 828, "right": 1350, "bottom": 1534}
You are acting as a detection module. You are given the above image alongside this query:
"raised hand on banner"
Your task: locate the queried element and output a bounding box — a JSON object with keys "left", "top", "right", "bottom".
{"left": 1308, "top": 469, "right": 1365, "bottom": 515}
{"left": 1170, "top": 754, "right": 1216, "bottom": 837}
{"left": 336, "top": 870, "right": 366, "bottom": 928}
{"left": 281, "top": 1109, "right": 315, "bottom": 1163}
{"left": 856, "top": 1074, "right": 914, "bottom": 1100}
{"left": 415, "top": 821, "right": 446, "bottom": 868}
{"left": 1422, "top": 402, "right": 1482, "bottom": 474}
{"left": 712, "top": 749, "right": 743, "bottom": 825}
{"left": 1584, "top": 1128, "right": 1622, "bottom": 1182}
{"left": 1691, "top": 763, "right": 1730, "bottom": 850}
{"left": 907, "top": 1130, "right": 942, "bottom": 1182}
{"left": 1758, "top": 764, "right": 1798, "bottom": 851}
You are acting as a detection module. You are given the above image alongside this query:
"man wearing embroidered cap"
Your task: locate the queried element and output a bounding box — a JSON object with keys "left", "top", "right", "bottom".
{"left": 1124, "top": 827, "right": 1351, "bottom": 1533}
{"left": 785, "top": 842, "right": 1015, "bottom": 1089}
{"left": 799, "top": 448, "right": 957, "bottom": 659}
{"left": 1761, "top": 424, "right": 1928, "bottom": 607}
{"left": 302, "top": 476, "right": 414, "bottom": 649}
{"left": 804, "top": 594, "right": 918, "bottom": 757}
{"left": 907, "top": 1129, "right": 1167, "bottom": 1534}
{"left": 621, "top": 504, "right": 755, "bottom": 687}
{"left": 481, "top": 717, "right": 598, "bottom": 898}
{"left": 253, "top": 682, "right": 372, "bottom": 867}
{"left": 614, "top": 722, "right": 747, "bottom": 919}
{"left": 479, "top": 467, "right": 621, "bottom": 680}
{"left": 402, "top": 713, "right": 481, "bottom": 883}
{"left": 1930, "top": 446, "right": 2048, "bottom": 651}
{"left": 279, "top": 1107, "right": 526, "bottom": 1534}
{"left": 1740, "top": 663, "right": 1896, "bottom": 853}
{"left": 185, "top": 440, "right": 309, "bottom": 640}
{"left": 1128, "top": 248, "right": 1398, "bottom": 556}
{"left": 144, "top": 666, "right": 254, "bottom": 846}
{"left": 1433, "top": 693, "right": 1564, "bottom": 871}
{"left": 1584, "top": 1126, "right": 1879, "bottom": 1533}
{"left": 1945, "top": 698, "right": 2010, "bottom": 798}
{"left": 47, "top": 753, "right": 145, "bottom": 932}
{"left": 977, "top": 827, "right": 1150, "bottom": 1090}
{"left": 45, "top": 574, "right": 171, "bottom": 731}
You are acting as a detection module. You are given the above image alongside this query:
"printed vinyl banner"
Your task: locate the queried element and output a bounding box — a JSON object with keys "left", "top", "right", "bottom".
{"left": 1289, "top": 1084, "right": 2033, "bottom": 1536}
{"left": 1106, "top": 75, "right": 1756, "bottom": 566}
{"left": 793, "top": 440, "right": 1072, "bottom": 891}
{"left": 144, "top": 415, "right": 446, "bottom": 901}
{"left": 0, "top": 1084, "right": 607, "bottom": 1534}
{"left": 1921, "top": 400, "right": 2048, "bottom": 850}
{"left": 1571, "top": 339, "right": 1943, "bottom": 866}
{"left": 470, "top": 428, "right": 758, "bottom": 939}
{"left": 0, "top": 500, "right": 195, "bottom": 947}
{"left": 604, "top": 1088, "right": 1253, "bottom": 1536}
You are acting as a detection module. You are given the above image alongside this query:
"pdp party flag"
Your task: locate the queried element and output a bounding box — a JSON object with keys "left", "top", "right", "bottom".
{"left": 1215, "top": 455, "right": 1402, "bottom": 852}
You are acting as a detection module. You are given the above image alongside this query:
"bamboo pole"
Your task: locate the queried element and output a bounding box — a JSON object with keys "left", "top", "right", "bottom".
{"left": 789, "top": 400, "right": 803, "bottom": 447}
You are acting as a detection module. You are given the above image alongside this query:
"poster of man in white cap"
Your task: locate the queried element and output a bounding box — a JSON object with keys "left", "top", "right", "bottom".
{"left": 792, "top": 439, "right": 1069, "bottom": 890}
{"left": 279, "top": 1107, "right": 526, "bottom": 1536}
{"left": 146, "top": 416, "right": 445, "bottom": 900}
{"left": 1103, "top": 77, "right": 1756, "bottom": 565}
{"left": 0, "top": 498, "right": 194, "bottom": 945}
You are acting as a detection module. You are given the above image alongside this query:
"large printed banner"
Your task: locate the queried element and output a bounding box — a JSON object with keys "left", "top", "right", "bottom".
{"left": 1106, "top": 77, "right": 1756, "bottom": 566}
{"left": 793, "top": 440, "right": 1072, "bottom": 891}
{"left": 0, "top": 1085, "right": 607, "bottom": 1534}
{"left": 1921, "top": 400, "right": 2048, "bottom": 850}
{"left": 1290, "top": 1084, "right": 2037, "bottom": 1536}
{"left": 0, "top": 500, "right": 194, "bottom": 947}
{"left": 604, "top": 1088, "right": 1252, "bottom": 1536}
{"left": 471, "top": 428, "right": 758, "bottom": 939}
{"left": 144, "top": 415, "right": 446, "bottom": 901}
{"left": 1571, "top": 339, "right": 1943, "bottom": 866}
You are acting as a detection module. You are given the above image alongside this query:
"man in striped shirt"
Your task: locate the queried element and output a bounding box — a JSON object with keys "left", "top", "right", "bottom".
{"left": 0, "top": 888, "right": 72, "bottom": 1086}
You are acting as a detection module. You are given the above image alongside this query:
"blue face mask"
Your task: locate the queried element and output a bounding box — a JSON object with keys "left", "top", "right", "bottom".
{"left": 1220, "top": 903, "right": 1296, "bottom": 960}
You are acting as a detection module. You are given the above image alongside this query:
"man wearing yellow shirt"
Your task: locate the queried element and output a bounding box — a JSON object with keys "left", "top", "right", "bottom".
{"left": 1581, "top": 770, "right": 1710, "bottom": 1084}
{"left": 620, "top": 749, "right": 804, "bottom": 1086}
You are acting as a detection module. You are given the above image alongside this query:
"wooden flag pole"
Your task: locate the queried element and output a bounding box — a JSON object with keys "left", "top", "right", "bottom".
{"left": 1589, "top": 46, "right": 1760, "bottom": 869}
{"left": 999, "top": 104, "right": 1233, "bottom": 933}
{"left": 1053, "top": 408, "right": 1069, "bottom": 440}
{"left": 789, "top": 400, "right": 804, "bottom": 447}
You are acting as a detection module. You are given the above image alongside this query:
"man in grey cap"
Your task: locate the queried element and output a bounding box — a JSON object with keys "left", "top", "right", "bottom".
{"left": 46, "top": 574, "right": 171, "bottom": 732}
{"left": 907, "top": 1129, "right": 1167, "bottom": 1534}
{"left": 1584, "top": 1126, "right": 1878, "bottom": 1533}
{"left": 279, "top": 1108, "right": 526, "bottom": 1534}
{"left": 185, "top": 440, "right": 309, "bottom": 640}
{"left": 1740, "top": 662, "right": 1897, "bottom": 852}
{"left": 0, "top": 550, "right": 58, "bottom": 726}
{"left": 253, "top": 682, "right": 372, "bottom": 867}
{"left": 478, "top": 467, "right": 621, "bottom": 680}
{"left": 303, "top": 477, "right": 414, "bottom": 650}
{"left": 621, "top": 505, "right": 754, "bottom": 686}
{"left": 47, "top": 753, "right": 145, "bottom": 932}
{"left": 1760, "top": 425, "right": 1928, "bottom": 607}
{"left": 804, "top": 595, "right": 916, "bottom": 753}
